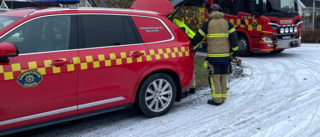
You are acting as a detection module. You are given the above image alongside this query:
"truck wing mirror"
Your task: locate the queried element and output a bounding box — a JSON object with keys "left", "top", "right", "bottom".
{"left": 0, "top": 42, "right": 19, "bottom": 62}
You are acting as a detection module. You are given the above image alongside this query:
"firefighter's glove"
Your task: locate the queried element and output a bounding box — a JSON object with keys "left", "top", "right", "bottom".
{"left": 203, "top": 60, "right": 208, "bottom": 70}
{"left": 230, "top": 52, "right": 236, "bottom": 60}
{"left": 236, "top": 58, "right": 242, "bottom": 66}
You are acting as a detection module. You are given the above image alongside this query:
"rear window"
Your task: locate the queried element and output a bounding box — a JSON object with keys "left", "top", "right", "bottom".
{"left": 131, "top": 16, "right": 172, "bottom": 43}
{"left": 79, "top": 15, "right": 139, "bottom": 48}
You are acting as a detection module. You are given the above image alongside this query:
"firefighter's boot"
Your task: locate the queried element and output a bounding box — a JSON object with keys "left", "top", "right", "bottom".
{"left": 207, "top": 99, "right": 223, "bottom": 106}
{"left": 189, "top": 88, "right": 195, "bottom": 94}
{"left": 189, "top": 80, "right": 196, "bottom": 94}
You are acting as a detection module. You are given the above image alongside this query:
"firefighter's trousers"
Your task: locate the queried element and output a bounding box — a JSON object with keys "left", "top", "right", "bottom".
{"left": 208, "top": 57, "right": 229, "bottom": 103}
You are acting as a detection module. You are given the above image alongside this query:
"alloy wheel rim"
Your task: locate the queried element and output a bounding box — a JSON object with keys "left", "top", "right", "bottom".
{"left": 145, "top": 79, "right": 173, "bottom": 112}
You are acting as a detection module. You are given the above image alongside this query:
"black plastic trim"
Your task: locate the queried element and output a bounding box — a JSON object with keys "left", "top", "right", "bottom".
{"left": 127, "top": 16, "right": 144, "bottom": 43}
{"left": 69, "top": 15, "right": 78, "bottom": 50}
{"left": 76, "top": 15, "right": 86, "bottom": 49}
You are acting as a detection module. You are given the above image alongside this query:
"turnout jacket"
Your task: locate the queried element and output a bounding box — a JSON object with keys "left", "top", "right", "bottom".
{"left": 192, "top": 12, "right": 238, "bottom": 57}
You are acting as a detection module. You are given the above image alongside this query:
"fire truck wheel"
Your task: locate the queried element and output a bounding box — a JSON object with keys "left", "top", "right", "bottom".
{"left": 237, "top": 34, "right": 253, "bottom": 57}
{"left": 136, "top": 73, "right": 177, "bottom": 117}
{"left": 271, "top": 49, "right": 284, "bottom": 53}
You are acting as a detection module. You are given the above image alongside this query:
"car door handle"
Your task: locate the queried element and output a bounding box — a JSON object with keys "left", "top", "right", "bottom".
{"left": 130, "top": 52, "right": 144, "bottom": 57}
{"left": 50, "top": 60, "right": 72, "bottom": 66}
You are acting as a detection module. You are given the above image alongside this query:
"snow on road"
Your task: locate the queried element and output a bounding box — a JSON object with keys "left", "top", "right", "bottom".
{"left": 8, "top": 44, "right": 320, "bottom": 137}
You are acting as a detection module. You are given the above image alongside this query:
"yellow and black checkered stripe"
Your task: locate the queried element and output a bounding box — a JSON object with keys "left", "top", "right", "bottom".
{"left": 0, "top": 47, "right": 190, "bottom": 81}
{"left": 230, "top": 19, "right": 262, "bottom": 31}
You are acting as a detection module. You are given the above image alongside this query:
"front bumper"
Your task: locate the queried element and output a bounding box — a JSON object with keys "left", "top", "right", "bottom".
{"left": 252, "top": 37, "right": 301, "bottom": 52}
{"left": 275, "top": 38, "right": 301, "bottom": 49}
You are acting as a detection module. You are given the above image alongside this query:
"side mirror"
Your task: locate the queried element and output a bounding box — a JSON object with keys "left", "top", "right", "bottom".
{"left": 0, "top": 42, "right": 19, "bottom": 62}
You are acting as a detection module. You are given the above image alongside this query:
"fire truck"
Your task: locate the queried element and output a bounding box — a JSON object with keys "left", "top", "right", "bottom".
{"left": 204, "top": 0, "right": 302, "bottom": 56}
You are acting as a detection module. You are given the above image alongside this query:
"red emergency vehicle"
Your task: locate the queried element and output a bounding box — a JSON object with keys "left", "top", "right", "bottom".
{"left": 0, "top": 0, "right": 194, "bottom": 135}
{"left": 206, "top": 0, "right": 302, "bottom": 56}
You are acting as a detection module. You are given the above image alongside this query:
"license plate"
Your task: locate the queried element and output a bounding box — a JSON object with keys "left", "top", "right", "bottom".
{"left": 282, "top": 36, "right": 291, "bottom": 40}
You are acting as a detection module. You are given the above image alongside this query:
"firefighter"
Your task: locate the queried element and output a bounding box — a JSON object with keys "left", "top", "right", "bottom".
{"left": 192, "top": 4, "right": 238, "bottom": 105}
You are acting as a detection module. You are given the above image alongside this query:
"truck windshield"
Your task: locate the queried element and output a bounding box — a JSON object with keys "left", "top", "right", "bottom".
{"left": 259, "top": 0, "right": 298, "bottom": 17}
{"left": 0, "top": 16, "right": 21, "bottom": 30}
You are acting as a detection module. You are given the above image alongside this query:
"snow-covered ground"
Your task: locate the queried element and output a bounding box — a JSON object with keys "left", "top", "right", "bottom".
{"left": 8, "top": 44, "right": 320, "bottom": 137}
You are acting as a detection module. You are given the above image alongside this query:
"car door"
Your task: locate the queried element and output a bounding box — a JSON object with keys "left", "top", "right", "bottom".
{"left": 0, "top": 15, "right": 78, "bottom": 130}
{"left": 76, "top": 14, "right": 148, "bottom": 114}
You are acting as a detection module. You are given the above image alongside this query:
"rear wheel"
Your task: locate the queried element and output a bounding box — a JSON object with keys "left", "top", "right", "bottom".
{"left": 136, "top": 73, "right": 177, "bottom": 117}
{"left": 237, "top": 34, "right": 253, "bottom": 57}
{"left": 271, "top": 49, "right": 284, "bottom": 53}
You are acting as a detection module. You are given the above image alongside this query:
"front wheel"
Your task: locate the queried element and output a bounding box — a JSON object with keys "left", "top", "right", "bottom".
{"left": 237, "top": 34, "right": 253, "bottom": 57}
{"left": 136, "top": 73, "right": 177, "bottom": 117}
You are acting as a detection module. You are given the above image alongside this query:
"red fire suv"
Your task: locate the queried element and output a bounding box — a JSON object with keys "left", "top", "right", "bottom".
{"left": 0, "top": 0, "right": 194, "bottom": 135}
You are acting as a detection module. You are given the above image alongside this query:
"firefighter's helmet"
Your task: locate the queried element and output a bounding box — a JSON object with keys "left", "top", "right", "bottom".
{"left": 209, "top": 4, "right": 222, "bottom": 12}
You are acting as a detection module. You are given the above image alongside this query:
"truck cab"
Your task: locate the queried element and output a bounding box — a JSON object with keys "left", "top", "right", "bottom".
{"left": 211, "top": 0, "right": 302, "bottom": 56}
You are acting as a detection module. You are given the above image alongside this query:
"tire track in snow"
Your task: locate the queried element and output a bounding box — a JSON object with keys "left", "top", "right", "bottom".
{"left": 248, "top": 48, "right": 320, "bottom": 137}
{"left": 223, "top": 50, "right": 320, "bottom": 137}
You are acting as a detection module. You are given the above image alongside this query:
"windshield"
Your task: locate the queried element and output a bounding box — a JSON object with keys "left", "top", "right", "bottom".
{"left": 0, "top": 16, "right": 21, "bottom": 30}
{"left": 257, "top": 0, "right": 298, "bottom": 17}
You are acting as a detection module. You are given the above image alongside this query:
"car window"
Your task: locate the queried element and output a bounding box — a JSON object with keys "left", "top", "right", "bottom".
{"left": 0, "top": 15, "right": 71, "bottom": 54}
{"left": 131, "top": 16, "right": 172, "bottom": 43}
{"left": 79, "top": 15, "right": 139, "bottom": 48}
{"left": 0, "top": 16, "right": 21, "bottom": 30}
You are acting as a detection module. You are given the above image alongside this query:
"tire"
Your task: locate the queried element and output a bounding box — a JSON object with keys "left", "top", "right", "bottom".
{"left": 271, "top": 49, "right": 284, "bottom": 53}
{"left": 136, "top": 73, "right": 177, "bottom": 117}
{"left": 237, "top": 34, "right": 253, "bottom": 57}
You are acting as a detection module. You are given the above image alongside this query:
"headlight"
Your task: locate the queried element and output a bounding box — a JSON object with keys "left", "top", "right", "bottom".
{"left": 285, "top": 28, "right": 289, "bottom": 33}
{"left": 280, "top": 28, "right": 285, "bottom": 33}
{"left": 262, "top": 37, "right": 273, "bottom": 42}
{"left": 294, "top": 26, "right": 298, "bottom": 32}
{"left": 290, "top": 27, "right": 293, "bottom": 33}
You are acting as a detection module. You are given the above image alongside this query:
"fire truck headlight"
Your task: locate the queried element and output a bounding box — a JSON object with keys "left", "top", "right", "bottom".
{"left": 267, "top": 44, "right": 274, "bottom": 47}
{"left": 262, "top": 37, "right": 273, "bottom": 42}
{"left": 294, "top": 26, "right": 298, "bottom": 32}
{"left": 285, "top": 28, "right": 289, "bottom": 33}
{"left": 290, "top": 27, "right": 294, "bottom": 33}
{"left": 280, "top": 28, "right": 285, "bottom": 33}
